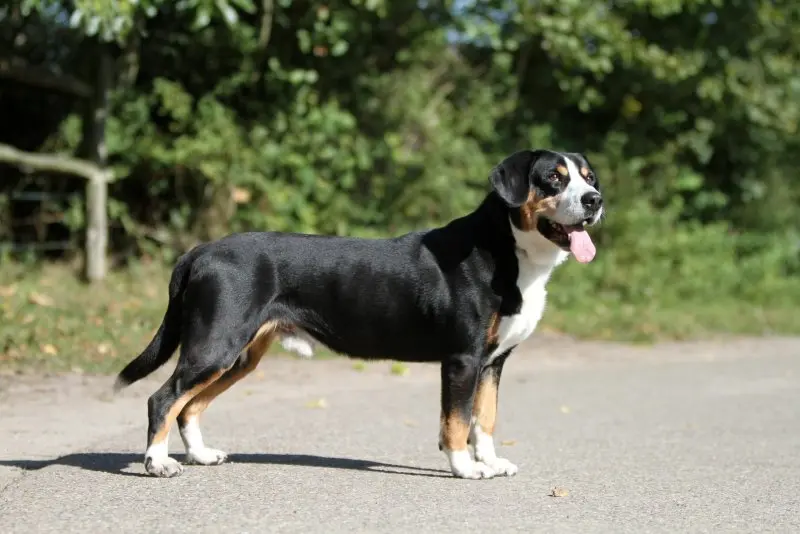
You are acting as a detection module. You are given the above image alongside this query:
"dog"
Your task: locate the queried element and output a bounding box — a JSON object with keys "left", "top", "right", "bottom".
{"left": 114, "top": 148, "right": 604, "bottom": 479}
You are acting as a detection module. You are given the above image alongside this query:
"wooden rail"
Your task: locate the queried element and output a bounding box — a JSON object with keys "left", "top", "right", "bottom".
{"left": 0, "top": 143, "right": 111, "bottom": 281}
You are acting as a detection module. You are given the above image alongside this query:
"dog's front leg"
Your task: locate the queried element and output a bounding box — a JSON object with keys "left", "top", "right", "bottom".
{"left": 439, "top": 355, "right": 497, "bottom": 479}
{"left": 469, "top": 350, "right": 518, "bottom": 476}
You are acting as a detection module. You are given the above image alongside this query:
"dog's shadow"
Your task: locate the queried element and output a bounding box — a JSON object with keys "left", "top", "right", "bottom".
{"left": 0, "top": 452, "right": 451, "bottom": 479}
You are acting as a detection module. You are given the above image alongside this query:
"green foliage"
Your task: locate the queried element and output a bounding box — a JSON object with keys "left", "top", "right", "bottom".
{"left": 4, "top": 0, "right": 800, "bottom": 341}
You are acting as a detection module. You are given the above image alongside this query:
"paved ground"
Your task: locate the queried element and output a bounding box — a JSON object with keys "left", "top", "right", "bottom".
{"left": 1, "top": 335, "right": 799, "bottom": 533}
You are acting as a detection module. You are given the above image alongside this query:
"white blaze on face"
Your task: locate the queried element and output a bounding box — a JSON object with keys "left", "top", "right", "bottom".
{"left": 552, "top": 156, "right": 598, "bottom": 225}
{"left": 555, "top": 156, "right": 600, "bottom": 263}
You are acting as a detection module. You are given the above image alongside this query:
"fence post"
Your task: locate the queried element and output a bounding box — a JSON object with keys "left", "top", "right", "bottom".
{"left": 85, "top": 174, "right": 107, "bottom": 282}
{"left": 80, "top": 43, "right": 112, "bottom": 283}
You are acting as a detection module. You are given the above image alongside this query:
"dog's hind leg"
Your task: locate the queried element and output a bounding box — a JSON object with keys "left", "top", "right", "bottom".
{"left": 144, "top": 362, "right": 227, "bottom": 478}
{"left": 176, "top": 322, "right": 277, "bottom": 467}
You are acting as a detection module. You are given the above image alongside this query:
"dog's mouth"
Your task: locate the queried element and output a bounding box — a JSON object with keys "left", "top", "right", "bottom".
{"left": 536, "top": 217, "right": 596, "bottom": 263}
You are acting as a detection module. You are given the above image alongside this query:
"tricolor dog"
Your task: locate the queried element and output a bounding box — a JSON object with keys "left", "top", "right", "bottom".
{"left": 114, "top": 149, "right": 604, "bottom": 479}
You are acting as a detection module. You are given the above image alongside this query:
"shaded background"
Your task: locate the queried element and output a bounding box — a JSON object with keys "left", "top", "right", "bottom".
{"left": 1, "top": 0, "right": 799, "bottom": 372}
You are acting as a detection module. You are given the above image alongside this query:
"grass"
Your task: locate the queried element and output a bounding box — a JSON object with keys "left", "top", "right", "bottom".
{"left": 1, "top": 261, "right": 173, "bottom": 375}
{"left": 543, "top": 298, "right": 800, "bottom": 344}
{"left": 1, "top": 260, "right": 798, "bottom": 374}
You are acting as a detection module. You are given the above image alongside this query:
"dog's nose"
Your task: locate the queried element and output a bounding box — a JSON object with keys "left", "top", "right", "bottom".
{"left": 581, "top": 192, "right": 603, "bottom": 212}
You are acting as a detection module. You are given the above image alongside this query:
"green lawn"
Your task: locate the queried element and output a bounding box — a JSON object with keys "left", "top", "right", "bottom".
{"left": 1, "top": 261, "right": 797, "bottom": 374}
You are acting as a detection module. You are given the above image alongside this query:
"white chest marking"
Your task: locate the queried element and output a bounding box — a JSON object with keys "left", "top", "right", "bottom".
{"left": 488, "top": 223, "right": 568, "bottom": 363}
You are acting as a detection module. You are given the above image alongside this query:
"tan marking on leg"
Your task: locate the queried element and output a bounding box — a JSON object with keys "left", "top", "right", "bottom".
{"left": 179, "top": 321, "right": 278, "bottom": 423}
{"left": 472, "top": 374, "right": 498, "bottom": 435}
{"left": 243, "top": 320, "right": 281, "bottom": 353}
{"left": 487, "top": 313, "right": 500, "bottom": 347}
{"left": 150, "top": 369, "right": 227, "bottom": 447}
{"left": 440, "top": 410, "right": 471, "bottom": 451}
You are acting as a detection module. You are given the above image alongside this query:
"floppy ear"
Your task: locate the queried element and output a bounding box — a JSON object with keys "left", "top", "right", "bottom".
{"left": 489, "top": 150, "right": 541, "bottom": 207}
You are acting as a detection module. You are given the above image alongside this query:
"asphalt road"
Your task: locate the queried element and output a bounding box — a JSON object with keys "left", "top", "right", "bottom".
{"left": 1, "top": 335, "right": 799, "bottom": 533}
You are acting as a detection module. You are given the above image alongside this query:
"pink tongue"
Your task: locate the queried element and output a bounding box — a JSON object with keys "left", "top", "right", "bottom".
{"left": 567, "top": 227, "right": 596, "bottom": 263}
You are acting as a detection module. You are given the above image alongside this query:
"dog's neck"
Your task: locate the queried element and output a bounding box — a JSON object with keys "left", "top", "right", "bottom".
{"left": 453, "top": 192, "right": 570, "bottom": 274}
{"left": 509, "top": 218, "right": 569, "bottom": 270}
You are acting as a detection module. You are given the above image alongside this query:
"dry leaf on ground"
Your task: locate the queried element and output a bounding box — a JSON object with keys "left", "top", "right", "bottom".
{"left": 41, "top": 344, "right": 58, "bottom": 356}
{"left": 500, "top": 440, "right": 517, "bottom": 447}
{"left": 231, "top": 187, "right": 252, "bottom": 204}
{"left": 390, "top": 363, "right": 409, "bottom": 376}
{"left": 548, "top": 487, "right": 569, "bottom": 498}
{"left": 305, "top": 398, "right": 328, "bottom": 409}
{"left": 29, "top": 292, "right": 54, "bottom": 307}
{"left": 0, "top": 285, "right": 16, "bottom": 298}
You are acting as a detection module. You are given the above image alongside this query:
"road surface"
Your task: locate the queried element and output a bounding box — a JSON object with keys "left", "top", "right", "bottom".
{"left": 1, "top": 335, "right": 799, "bottom": 533}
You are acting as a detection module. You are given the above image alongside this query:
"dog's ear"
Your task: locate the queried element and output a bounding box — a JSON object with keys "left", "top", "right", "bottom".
{"left": 489, "top": 150, "right": 541, "bottom": 207}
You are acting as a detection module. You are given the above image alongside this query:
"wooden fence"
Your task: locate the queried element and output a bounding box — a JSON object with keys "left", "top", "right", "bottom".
{"left": 0, "top": 143, "right": 109, "bottom": 281}
{"left": 0, "top": 48, "right": 112, "bottom": 282}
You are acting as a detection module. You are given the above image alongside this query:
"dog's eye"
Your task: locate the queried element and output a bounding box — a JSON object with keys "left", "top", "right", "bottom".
{"left": 548, "top": 172, "right": 562, "bottom": 182}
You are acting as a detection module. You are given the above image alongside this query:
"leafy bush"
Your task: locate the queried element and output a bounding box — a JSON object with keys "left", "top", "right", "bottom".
{"left": 3, "top": 0, "right": 798, "bottom": 341}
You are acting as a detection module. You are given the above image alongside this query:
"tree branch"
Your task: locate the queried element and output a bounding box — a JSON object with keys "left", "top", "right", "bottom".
{"left": 259, "top": 0, "right": 274, "bottom": 50}
{"left": 0, "top": 142, "right": 110, "bottom": 182}
{"left": 0, "top": 62, "right": 93, "bottom": 98}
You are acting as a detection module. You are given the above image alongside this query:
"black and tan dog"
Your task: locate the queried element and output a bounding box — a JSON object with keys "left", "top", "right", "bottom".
{"left": 114, "top": 149, "right": 604, "bottom": 479}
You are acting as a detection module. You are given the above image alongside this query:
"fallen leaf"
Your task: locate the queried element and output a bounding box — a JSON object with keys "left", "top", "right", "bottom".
{"left": 549, "top": 487, "right": 569, "bottom": 498}
{"left": 403, "top": 419, "right": 418, "bottom": 427}
{"left": 560, "top": 405, "right": 571, "bottom": 414}
{"left": 231, "top": 187, "right": 252, "bottom": 204}
{"left": 305, "top": 398, "right": 328, "bottom": 409}
{"left": 97, "top": 343, "right": 111, "bottom": 355}
{"left": 29, "top": 292, "right": 54, "bottom": 307}
{"left": 390, "top": 363, "right": 409, "bottom": 376}
{"left": 0, "top": 285, "right": 16, "bottom": 298}
{"left": 500, "top": 440, "right": 517, "bottom": 447}
{"left": 41, "top": 344, "right": 58, "bottom": 356}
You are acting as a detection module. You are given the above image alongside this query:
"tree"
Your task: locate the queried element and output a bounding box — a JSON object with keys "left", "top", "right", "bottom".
{"left": 1, "top": 0, "right": 798, "bottom": 319}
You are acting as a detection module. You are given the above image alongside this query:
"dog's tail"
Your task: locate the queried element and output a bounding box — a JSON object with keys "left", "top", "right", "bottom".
{"left": 113, "top": 249, "right": 196, "bottom": 392}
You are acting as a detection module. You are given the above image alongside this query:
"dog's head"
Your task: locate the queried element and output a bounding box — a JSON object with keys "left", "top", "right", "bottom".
{"left": 489, "top": 149, "right": 604, "bottom": 263}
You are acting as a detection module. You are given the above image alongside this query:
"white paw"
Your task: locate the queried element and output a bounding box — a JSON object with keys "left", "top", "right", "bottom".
{"left": 185, "top": 447, "right": 228, "bottom": 466}
{"left": 145, "top": 455, "right": 184, "bottom": 478}
{"left": 445, "top": 448, "right": 497, "bottom": 479}
{"left": 451, "top": 460, "right": 498, "bottom": 479}
{"left": 470, "top": 424, "right": 518, "bottom": 477}
{"left": 481, "top": 456, "right": 518, "bottom": 477}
